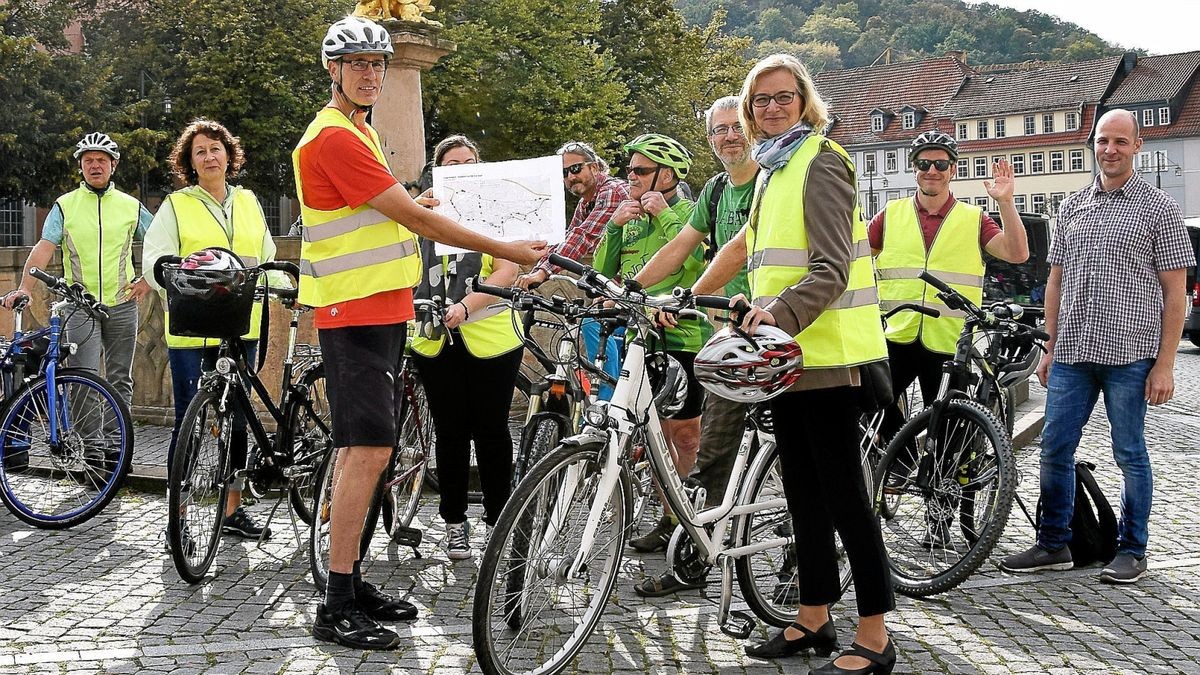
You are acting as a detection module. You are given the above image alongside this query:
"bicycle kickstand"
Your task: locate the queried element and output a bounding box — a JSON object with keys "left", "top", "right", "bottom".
{"left": 716, "top": 555, "right": 755, "bottom": 639}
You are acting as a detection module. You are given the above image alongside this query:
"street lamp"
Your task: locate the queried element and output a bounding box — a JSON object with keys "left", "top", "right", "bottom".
{"left": 139, "top": 71, "right": 172, "bottom": 201}
{"left": 1141, "top": 150, "right": 1183, "bottom": 189}
{"left": 864, "top": 165, "right": 888, "bottom": 217}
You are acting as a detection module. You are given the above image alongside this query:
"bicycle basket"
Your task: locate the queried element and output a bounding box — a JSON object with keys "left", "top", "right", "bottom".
{"left": 161, "top": 254, "right": 262, "bottom": 339}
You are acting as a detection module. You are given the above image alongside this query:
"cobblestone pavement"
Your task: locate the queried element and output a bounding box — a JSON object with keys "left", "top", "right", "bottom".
{"left": 2, "top": 344, "right": 1200, "bottom": 673}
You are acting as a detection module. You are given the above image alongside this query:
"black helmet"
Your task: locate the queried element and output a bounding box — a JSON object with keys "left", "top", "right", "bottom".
{"left": 910, "top": 130, "right": 958, "bottom": 162}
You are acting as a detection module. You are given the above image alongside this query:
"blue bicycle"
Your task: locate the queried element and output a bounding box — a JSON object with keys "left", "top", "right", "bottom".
{"left": 0, "top": 268, "right": 134, "bottom": 528}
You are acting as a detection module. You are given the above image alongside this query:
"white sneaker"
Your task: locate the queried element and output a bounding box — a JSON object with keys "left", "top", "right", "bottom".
{"left": 446, "top": 521, "right": 471, "bottom": 560}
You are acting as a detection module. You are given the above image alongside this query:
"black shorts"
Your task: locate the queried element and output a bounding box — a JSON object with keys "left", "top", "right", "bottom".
{"left": 318, "top": 323, "right": 407, "bottom": 448}
{"left": 667, "top": 350, "right": 704, "bottom": 421}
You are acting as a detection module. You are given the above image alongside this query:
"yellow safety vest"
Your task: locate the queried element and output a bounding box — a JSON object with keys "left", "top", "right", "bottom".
{"left": 876, "top": 198, "right": 984, "bottom": 355}
{"left": 410, "top": 254, "right": 523, "bottom": 359}
{"left": 56, "top": 183, "right": 141, "bottom": 307}
{"left": 292, "top": 108, "right": 421, "bottom": 308}
{"left": 746, "top": 135, "right": 887, "bottom": 369}
{"left": 164, "top": 188, "right": 267, "bottom": 348}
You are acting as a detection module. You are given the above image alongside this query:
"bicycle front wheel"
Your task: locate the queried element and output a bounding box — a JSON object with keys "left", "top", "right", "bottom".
{"left": 0, "top": 370, "right": 133, "bottom": 529}
{"left": 473, "top": 441, "right": 631, "bottom": 675}
{"left": 874, "top": 398, "right": 1015, "bottom": 597}
{"left": 287, "top": 364, "right": 330, "bottom": 525}
{"left": 511, "top": 413, "right": 563, "bottom": 490}
{"left": 734, "top": 439, "right": 802, "bottom": 628}
{"left": 168, "top": 390, "right": 231, "bottom": 584}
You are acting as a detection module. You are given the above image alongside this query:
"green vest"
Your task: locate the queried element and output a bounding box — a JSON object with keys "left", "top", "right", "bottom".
{"left": 410, "top": 254, "right": 523, "bottom": 359}
{"left": 745, "top": 135, "right": 887, "bottom": 369}
{"left": 876, "top": 198, "right": 984, "bottom": 355}
{"left": 292, "top": 108, "right": 421, "bottom": 308}
{"left": 164, "top": 188, "right": 267, "bottom": 348}
{"left": 55, "top": 183, "right": 141, "bottom": 307}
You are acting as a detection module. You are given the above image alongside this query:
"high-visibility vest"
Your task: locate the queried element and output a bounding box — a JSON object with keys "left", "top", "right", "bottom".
{"left": 292, "top": 108, "right": 421, "bottom": 308}
{"left": 164, "top": 188, "right": 267, "bottom": 348}
{"left": 876, "top": 198, "right": 984, "bottom": 355}
{"left": 55, "top": 183, "right": 141, "bottom": 307}
{"left": 746, "top": 135, "right": 887, "bottom": 369}
{"left": 410, "top": 254, "right": 523, "bottom": 359}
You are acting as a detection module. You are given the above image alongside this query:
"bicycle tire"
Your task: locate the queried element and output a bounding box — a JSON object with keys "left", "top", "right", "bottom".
{"left": 309, "top": 447, "right": 376, "bottom": 593}
{"left": 382, "top": 371, "right": 431, "bottom": 537}
{"left": 473, "top": 440, "right": 631, "bottom": 675}
{"left": 287, "top": 364, "right": 330, "bottom": 525}
{"left": 410, "top": 369, "right": 442, "bottom": 494}
{"left": 873, "top": 398, "right": 1015, "bottom": 597}
{"left": 511, "top": 413, "right": 563, "bottom": 489}
{"left": 0, "top": 369, "right": 133, "bottom": 529}
{"left": 734, "top": 439, "right": 801, "bottom": 628}
{"left": 168, "top": 389, "right": 230, "bottom": 584}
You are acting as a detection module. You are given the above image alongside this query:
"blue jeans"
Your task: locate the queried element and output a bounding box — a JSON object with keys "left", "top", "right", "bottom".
{"left": 580, "top": 318, "right": 624, "bottom": 401}
{"left": 1039, "top": 359, "right": 1154, "bottom": 557}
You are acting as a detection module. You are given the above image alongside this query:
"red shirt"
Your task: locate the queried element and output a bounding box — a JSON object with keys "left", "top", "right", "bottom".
{"left": 297, "top": 116, "right": 414, "bottom": 328}
{"left": 868, "top": 194, "right": 1001, "bottom": 253}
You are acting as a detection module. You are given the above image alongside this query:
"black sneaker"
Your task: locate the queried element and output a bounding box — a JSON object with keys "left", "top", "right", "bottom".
{"left": 312, "top": 603, "right": 402, "bottom": 650}
{"left": 630, "top": 516, "right": 675, "bottom": 553}
{"left": 998, "top": 544, "right": 1073, "bottom": 573}
{"left": 223, "top": 506, "right": 272, "bottom": 540}
{"left": 357, "top": 581, "right": 419, "bottom": 622}
{"left": 163, "top": 525, "right": 197, "bottom": 558}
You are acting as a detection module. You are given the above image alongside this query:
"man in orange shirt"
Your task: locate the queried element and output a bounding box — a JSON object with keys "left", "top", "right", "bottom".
{"left": 295, "top": 16, "right": 545, "bottom": 650}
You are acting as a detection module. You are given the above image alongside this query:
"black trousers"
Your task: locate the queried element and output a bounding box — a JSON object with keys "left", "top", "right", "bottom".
{"left": 880, "top": 339, "right": 951, "bottom": 441}
{"left": 413, "top": 337, "right": 523, "bottom": 526}
{"left": 769, "top": 386, "right": 895, "bottom": 617}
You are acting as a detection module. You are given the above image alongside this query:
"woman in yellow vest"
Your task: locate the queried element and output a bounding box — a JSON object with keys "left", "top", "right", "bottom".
{"left": 143, "top": 119, "right": 280, "bottom": 544}
{"left": 693, "top": 55, "right": 897, "bottom": 674}
{"left": 411, "top": 136, "right": 524, "bottom": 560}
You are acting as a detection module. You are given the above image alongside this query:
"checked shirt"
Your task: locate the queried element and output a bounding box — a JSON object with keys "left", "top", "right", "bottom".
{"left": 1049, "top": 172, "right": 1194, "bottom": 366}
{"left": 534, "top": 175, "right": 630, "bottom": 275}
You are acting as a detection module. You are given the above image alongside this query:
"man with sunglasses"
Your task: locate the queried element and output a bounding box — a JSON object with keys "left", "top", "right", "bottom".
{"left": 516, "top": 141, "right": 630, "bottom": 290}
{"left": 871, "top": 131, "right": 1028, "bottom": 544}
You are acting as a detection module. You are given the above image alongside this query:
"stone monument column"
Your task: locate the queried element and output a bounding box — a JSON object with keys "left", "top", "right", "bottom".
{"left": 371, "top": 22, "right": 456, "bottom": 185}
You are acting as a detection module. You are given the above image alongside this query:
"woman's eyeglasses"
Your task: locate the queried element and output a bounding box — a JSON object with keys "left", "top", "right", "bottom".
{"left": 913, "top": 158, "right": 952, "bottom": 172}
{"left": 750, "top": 91, "right": 798, "bottom": 108}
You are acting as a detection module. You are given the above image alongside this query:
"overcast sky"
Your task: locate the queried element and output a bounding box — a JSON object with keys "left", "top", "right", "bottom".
{"left": 965, "top": 0, "right": 1198, "bottom": 55}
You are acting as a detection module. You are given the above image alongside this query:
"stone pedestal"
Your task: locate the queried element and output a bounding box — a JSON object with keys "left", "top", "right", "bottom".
{"left": 372, "top": 22, "right": 456, "bottom": 185}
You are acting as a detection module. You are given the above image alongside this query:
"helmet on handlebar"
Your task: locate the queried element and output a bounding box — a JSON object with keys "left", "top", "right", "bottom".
{"left": 170, "top": 248, "right": 250, "bottom": 300}
{"left": 648, "top": 353, "right": 689, "bottom": 418}
{"left": 694, "top": 325, "right": 803, "bottom": 403}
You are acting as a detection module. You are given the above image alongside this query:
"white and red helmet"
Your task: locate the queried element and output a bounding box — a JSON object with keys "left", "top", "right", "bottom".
{"left": 171, "top": 248, "right": 248, "bottom": 299}
{"left": 694, "top": 325, "right": 803, "bottom": 403}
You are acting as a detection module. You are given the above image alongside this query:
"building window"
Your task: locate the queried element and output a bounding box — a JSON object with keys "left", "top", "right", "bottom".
{"left": 1069, "top": 149, "right": 1084, "bottom": 172}
{"left": 885, "top": 150, "right": 898, "bottom": 173}
{"left": 974, "top": 157, "right": 988, "bottom": 177}
{"left": 1142, "top": 108, "right": 1154, "bottom": 127}
{"left": 902, "top": 111, "right": 915, "bottom": 129}
{"left": 958, "top": 197, "right": 971, "bottom": 205}
{"left": 1050, "top": 151, "right": 1064, "bottom": 173}
{"left": 0, "top": 198, "right": 24, "bottom": 246}
{"left": 872, "top": 114, "right": 885, "bottom": 133}
{"left": 1031, "top": 152, "right": 1045, "bottom": 174}
{"left": 957, "top": 158, "right": 968, "bottom": 179}
{"left": 864, "top": 152, "right": 877, "bottom": 174}
{"left": 868, "top": 192, "right": 881, "bottom": 216}
{"left": 975, "top": 197, "right": 990, "bottom": 209}
{"left": 260, "top": 195, "right": 283, "bottom": 235}
{"left": 885, "top": 189, "right": 901, "bottom": 202}
{"left": 1050, "top": 192, "right": 1066, "bottom": 214}
{"left": 1138, "top": 151, "right": 1152, "bottom": 171}
{"left": 1031, "top": 193, "right": 1046, "bottom": 214}
{"left": 995, "top": 118, "right": 1006, "bottom": 138}
{"left": 1159, "top": 106, "right": 1171, "bottom": 125}
{"left": 901, "top": 148, "right": 910, "bottom": 172}
{"left": 1042, "top": 113, "right": 1054, "bottom": 133}
{"left": 1014, "top": 194, "right": 1027, "bottom": 212}
{"left": 1024, "top": 115, "right": 1036, "bottom": 135}
{"left": 1066, "top": 112, "right": 1079, "bottom": 131}
{"left": 977, "top": 120, "right": 989, "bottom": 139}
{"left": 992, "top": 156, "right": 1004, "bottom": 173}
{"left": 958, "top": 122, "right": 969, "bottom": 140}
{"left": 1011, "top": 154, "right": 1026, "bottom": 175}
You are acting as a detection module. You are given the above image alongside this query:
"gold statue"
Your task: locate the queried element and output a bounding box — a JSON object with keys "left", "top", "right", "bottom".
{"left": 353, "top": 0, "right": 441, "bottom": 25}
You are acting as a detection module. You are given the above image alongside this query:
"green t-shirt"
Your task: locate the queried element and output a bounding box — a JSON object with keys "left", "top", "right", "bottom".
{"left": 594, "top": 195, "right": 711, "bottom": 352}
{"left": 688, "top": 174, "right": 755, "bottom": 299}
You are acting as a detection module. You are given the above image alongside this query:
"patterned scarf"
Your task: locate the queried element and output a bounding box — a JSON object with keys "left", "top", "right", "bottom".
{"left": 751, "top": 122, "right": 814, "bottom": 177}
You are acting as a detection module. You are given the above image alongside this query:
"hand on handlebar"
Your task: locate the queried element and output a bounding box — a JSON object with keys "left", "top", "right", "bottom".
{"left": 733, "top": 294, "right": 775, "bottom": 331}
{"left": 444, "top": 301, "right": 468, "bottom": 329}
{"left": 2, "top": 289, "right": 29, "bottom": 310}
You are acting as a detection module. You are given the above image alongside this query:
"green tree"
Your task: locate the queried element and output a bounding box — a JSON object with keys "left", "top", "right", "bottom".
{"left": 798, "top": 12, "right": 859, "bottom": 51}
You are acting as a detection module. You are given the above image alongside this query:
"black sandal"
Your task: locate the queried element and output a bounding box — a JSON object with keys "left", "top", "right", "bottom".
{"left": 633, "top": 572, "right": 705, "bottom": 598}
{"left": 744, "top": 619, "right": 838, "bottom": 659}
{"left": 811, "top": 639, "right": 896, "bottom": 675}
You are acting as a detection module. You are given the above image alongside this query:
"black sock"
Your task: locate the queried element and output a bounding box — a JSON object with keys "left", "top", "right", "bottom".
{"left": 326, "top": 571, "right": 355, "bottom": 611}
{"left": 352, "top": 560, "right": 364, "bottom": 591}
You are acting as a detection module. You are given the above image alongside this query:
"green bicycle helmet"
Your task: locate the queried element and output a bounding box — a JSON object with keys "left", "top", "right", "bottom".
{"left": 623, "top": 133, "right": 693, "bottom": 180}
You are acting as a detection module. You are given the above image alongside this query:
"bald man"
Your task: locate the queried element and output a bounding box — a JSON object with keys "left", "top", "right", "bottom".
{"left": 1000, "top": 109, "right": 1194, "bottom": 584}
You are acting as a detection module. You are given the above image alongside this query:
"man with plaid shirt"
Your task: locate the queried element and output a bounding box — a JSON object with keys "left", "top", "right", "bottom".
{"left": 1001, "top": 109, "right": 1195, "bottom": 584}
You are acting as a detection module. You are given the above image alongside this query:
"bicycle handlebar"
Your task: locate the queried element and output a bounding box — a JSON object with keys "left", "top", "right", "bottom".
{"left": 30, "top": 267, "right": 109, "bottom": 319}
{"left": 548, "top": 252, "right": 586, "bottom": 276}
{"left": 882, "top": 302, "right": 940, "bottom": 320}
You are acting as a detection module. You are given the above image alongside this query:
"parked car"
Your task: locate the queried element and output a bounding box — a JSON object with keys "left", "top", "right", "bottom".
{"left": 1181, "top": 218, "right": 1200, "bottom": 347}
{"left": 983, "top": 211, "right": 1051, "bottom": 309}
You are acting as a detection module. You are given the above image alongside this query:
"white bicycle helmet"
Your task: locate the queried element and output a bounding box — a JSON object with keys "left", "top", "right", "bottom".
{"left": 694, "top": 325, "right": 803, "bottom": 403}
{"left": 74, "top": 132, "right": 120, "bottom": 161}
{"left": 650, "top": 353, "right": 689, "bottom": 418}
{"left": 321, "top": 16, "right": 394, "bottom": 68}
{"left": 171, "top": 248, "right": 249, "bottom": 300}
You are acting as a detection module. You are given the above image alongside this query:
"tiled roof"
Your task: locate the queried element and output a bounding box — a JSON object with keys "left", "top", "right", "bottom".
{"left": 941, "top": 56, "right": 1125, "bottom": 117}
{"left": 958, "top": 105, "right": 1098, "bottom": 153}
{"left": 1107, "top": 51, "right": 1200, "bottom": 105}
{"left": 815, "top": 55, "right": 974, "bottom": 147}
{"left": 1141, "top": 77, "right": 1200, "bottom": 140}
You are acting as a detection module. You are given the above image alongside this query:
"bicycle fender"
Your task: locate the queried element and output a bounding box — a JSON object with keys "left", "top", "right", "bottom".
{"left": 559, "top": 426, "right": 609, "bottom": 448}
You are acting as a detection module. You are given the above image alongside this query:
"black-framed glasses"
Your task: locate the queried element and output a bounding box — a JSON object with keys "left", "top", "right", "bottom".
{"left": 563, "top": 162, "right": 587, "bottom": 177}
{"left": 345, "top": 59, "right": 387, "bottom": 72}
{"left": 750, "top": 91, "right": 798, "bottom": 108}
{"left": 914, "top": 158, "right": 952, "bottom": 172}
{"left": 627, "top": 166, "right": 659, "bottom": 177}
{"left": 708, "top": 123, "right": 744, "bottom": 137}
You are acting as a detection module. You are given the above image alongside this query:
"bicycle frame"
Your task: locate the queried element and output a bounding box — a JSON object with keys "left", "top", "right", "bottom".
{"left": 3, "top": 298, "right": 83, "bottom": 447}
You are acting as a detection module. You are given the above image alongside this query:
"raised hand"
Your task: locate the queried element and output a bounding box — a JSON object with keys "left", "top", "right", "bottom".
{"left": 984, "top": 158, "right": 1015, "bottom": 203}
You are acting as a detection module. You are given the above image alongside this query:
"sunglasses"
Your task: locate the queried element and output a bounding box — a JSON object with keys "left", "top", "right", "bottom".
{"left": 627, "top": 166, "right": 659, "bottom": 177}
{"left": 913, "top": 158, "right": 952, "bottom": 172}
{"left": 563, "top": 162, "right": 587, "bottom": 177}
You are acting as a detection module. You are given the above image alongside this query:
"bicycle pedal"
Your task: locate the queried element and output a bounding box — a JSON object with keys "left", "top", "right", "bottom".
{"left": 391, "top": 525, "right": 423, "bottom": 548}
{"left": 720, "top": 610, "right": 755, "bottom": 640}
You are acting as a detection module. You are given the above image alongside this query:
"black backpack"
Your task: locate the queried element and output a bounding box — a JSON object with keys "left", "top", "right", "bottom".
{"left": 702, "top": 172, "right": 729, "bottom": 262}
{"left": 1036, "top": 461, "right": 1119, "bottom": 567}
